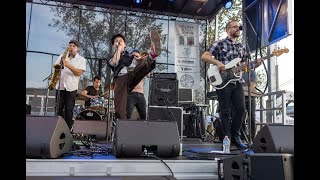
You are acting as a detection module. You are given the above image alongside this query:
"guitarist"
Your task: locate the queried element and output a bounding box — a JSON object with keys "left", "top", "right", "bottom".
{"left": 107, "top": 31, "right": 161, "bottom": 119}
{"left": 201, "top": 19, "right": 262, "bottom": 149}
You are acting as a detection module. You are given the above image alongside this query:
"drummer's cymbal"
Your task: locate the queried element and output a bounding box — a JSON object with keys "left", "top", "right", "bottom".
{"left": 243, "top": 89, "right": 263, "bottom": 97}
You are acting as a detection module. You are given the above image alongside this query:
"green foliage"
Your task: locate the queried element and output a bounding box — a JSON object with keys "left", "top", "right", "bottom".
{"left": 49, "top": 5, "right": 166, "bottom": 88}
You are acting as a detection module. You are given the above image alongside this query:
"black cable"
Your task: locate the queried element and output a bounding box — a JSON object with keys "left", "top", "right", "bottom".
{"left": 140, "top": 154, "right": 174, "bottom": 177}
{"left": 161, "top": 98, "right": 177, "bottom": 122}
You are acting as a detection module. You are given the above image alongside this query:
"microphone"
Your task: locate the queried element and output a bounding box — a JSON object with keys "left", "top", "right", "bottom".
{"left": 239, "top": 25, "right": 243, "bottom": 31}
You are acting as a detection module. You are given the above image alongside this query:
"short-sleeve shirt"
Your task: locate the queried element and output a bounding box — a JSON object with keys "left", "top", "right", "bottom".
{"left": 242, "top": 70, "right": 257, "bottom": 84}
{"left": 55, "top": 53, "right": 86, "bottom": 91}
{"left": 207, "top": 37, "right": 250, "bottom": 65}
{"left": 84, "top": 86, "right": 103, "bottom": 107}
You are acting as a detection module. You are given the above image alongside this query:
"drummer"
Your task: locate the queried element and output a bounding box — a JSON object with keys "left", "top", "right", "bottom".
{"left": 81, "top": 75, "right": 103, "bottom": 108}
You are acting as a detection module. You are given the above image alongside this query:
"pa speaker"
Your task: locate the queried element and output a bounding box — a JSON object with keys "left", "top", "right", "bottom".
{"left": 26, "top": 115, "right": 73, "bottom": 158}
{"left": 113, "top": 119, "right": 180, "bottom": 158}
{"left": 150, "top": 78, "right": 178, "bottom": 106}
{"left": 252, "top": 124, "right": 294, "bottom": 153}
{"left": 248, "top": 153, "right": 294, "bottom": 180}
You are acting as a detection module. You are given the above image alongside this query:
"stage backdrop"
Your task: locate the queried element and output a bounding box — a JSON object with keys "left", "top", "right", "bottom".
{"left": 175, "top": 22, "right": 200, "bottom": 89}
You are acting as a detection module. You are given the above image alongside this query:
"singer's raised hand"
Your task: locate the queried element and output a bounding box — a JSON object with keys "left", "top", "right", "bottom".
{"left": 117, "top": 42, "right": 124, "bottom": 52}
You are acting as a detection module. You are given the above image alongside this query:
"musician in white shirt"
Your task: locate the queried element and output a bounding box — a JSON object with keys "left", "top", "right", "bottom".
{"left": 54, "top": 39, "right": 86, "bottom": 130}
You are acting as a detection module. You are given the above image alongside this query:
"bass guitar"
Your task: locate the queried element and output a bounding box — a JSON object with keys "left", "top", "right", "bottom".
{"left": 207, "top": 48, "right": 289, "bottom": 90}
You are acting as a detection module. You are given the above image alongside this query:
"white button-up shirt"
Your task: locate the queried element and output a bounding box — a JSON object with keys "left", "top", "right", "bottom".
{"left": 55, "top": 53, "right": 86, "bottom": 91}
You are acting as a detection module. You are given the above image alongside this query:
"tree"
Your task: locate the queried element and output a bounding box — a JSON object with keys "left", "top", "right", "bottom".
{"left": 49, "top": 5, "right": 166, "bottom": 89}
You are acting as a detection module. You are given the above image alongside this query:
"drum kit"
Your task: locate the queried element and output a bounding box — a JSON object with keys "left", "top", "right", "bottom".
{"left": 73, "top": 94, "right": 115, "bottom": 121}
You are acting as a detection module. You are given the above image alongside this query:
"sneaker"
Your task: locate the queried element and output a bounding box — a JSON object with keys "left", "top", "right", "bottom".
{"left": 149, "top": 30, "right": 161, "bottom": 59}
{"left": 231, "top": 136, "right": 248, "bottom": 149}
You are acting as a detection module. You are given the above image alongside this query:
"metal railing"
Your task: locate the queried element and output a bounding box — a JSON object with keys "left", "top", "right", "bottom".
{"left": 256, "top": 90, "right": 294, "bottom": 125}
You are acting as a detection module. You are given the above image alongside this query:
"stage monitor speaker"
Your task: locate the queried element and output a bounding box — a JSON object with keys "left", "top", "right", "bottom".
{"left": 220, "top": 153, "right": 294, "bottom": 180}
{"left": 26, "top": 115, "right": 73, "bottom": 158}
{"left": 221, "top": 154, "right": 247, "bottom": 180}
{"left": 252, "top": 124, "right": 294, "bottom": 153}
{"left": 150, "top": 78, "right": 178, "bottom": 107}
{"left": 113, "top": 119, "right": 180, "bottom": 158}
{"left": 72, "top": 120, "right": 109, "bottom": 141}
{"left": 248, "top": 153, "right": 294, "bottom": 180}
{"left": 148, "top": 106, "right": 183, "bottom": 138}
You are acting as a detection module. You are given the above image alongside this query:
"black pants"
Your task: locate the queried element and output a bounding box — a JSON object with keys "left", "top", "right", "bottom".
{"left": 216, "top": 82, "right": 245, "bottom": 138}
{"left": 127, "top": 92, "right": 147, "bottom": 120}
{"left": 56, "top": 89, "right": 77, "bottom": 130}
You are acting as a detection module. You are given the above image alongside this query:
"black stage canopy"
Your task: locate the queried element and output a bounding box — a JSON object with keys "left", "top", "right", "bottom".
{"left": 43, "top": 0, "right": 228, "bottom": 21}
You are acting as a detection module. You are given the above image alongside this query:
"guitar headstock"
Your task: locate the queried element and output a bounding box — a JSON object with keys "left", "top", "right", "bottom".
{"left": 272, "top": 47, "right": 289, "bottom": 57}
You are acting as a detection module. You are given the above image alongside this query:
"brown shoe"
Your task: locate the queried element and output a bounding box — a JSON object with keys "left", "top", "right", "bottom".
{"left": 149, "top": 30, "right": 161, "bottom": 58}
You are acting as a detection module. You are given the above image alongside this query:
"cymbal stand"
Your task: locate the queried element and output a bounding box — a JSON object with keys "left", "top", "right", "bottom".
{"left": 43, "top": 54, "right": 55, "bottom": 116}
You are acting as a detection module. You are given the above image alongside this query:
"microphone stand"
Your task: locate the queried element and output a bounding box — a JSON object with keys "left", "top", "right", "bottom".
{"left": 43, "top": 73, "right": 52, "bottom": 116}
{"left": 245, "top": 37, "right": 253, "bottom": 147}
{"left": 147, "top": 73, "right": 153, "bottom": 121}
{"left": 55, "top": 54, "right": 66, "bottom": 117}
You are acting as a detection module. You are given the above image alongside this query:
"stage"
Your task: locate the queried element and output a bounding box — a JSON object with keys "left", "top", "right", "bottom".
{"left": 26, "top": 140, "right": 238, "bottom": 180}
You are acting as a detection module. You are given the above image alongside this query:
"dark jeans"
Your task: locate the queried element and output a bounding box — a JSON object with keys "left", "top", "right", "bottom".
{"left": 114, "top": 59, "right": 155, "bottom": 119}
{"left": 216, "top": 82, "right": 245, "bottom": 138}
{"left": 127, "top": 92, "right": 147, "bottom": 120}
{"left": 56, "top": 89, "right": 77, "bottom": 130}
{"left": 242, "top": 96, "right": 256, "bottom": 139}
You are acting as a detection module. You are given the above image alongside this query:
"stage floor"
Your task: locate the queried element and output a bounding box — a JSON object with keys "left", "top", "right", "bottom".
{"left": 26, "top": 139, "right": 245, "bottom": 180}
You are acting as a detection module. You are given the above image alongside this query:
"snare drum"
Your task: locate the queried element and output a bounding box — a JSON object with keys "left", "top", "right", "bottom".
{"left": 76, "top": 109, "right": 103, "bottom": 121}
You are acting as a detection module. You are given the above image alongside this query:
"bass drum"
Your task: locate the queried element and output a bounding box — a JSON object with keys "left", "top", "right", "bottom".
{"left": 76, "top": 109, "right": 103, "bottom": 121}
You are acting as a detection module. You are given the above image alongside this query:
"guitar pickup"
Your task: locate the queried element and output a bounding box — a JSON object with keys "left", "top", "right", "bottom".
{"left": 209, "top": 76, "right": 216, "bottom": 83}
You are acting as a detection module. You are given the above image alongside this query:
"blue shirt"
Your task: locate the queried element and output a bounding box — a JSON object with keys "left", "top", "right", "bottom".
{"left": 242, "top": 70, "right": 257, "bottom": 84}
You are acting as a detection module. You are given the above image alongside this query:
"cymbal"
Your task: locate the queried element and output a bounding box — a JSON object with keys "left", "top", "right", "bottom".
{"left": 243, "top": 86, "right": 263, "bottom": 97}
{"left": 243, "top": 90, "right": 263, "bottom": 97}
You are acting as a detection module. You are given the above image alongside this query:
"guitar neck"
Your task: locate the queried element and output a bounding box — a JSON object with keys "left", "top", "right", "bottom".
{"left": 232, "top": 54, "right": 274, "bottom": 73}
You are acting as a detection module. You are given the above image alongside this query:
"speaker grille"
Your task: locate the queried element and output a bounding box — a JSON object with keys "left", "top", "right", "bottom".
{"left": 178, "top": 89, "right": 193, "bottom": 102}
{"left": 150, "top": 79, "right": 178, "bottom": 106}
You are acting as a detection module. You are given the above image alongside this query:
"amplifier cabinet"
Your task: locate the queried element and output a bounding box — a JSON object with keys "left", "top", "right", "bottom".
{"left": 148, "top": 106, "right": 183, "bottom": 139}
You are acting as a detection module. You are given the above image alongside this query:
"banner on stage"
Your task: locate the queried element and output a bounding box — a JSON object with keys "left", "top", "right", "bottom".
{"left": 175, "top": 21, "right": 200, "bottom": 89}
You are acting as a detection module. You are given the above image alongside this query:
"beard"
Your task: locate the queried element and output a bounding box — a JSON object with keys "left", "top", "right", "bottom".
{"left": 230, "top": 31, "right": 240, "bottom": 38}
